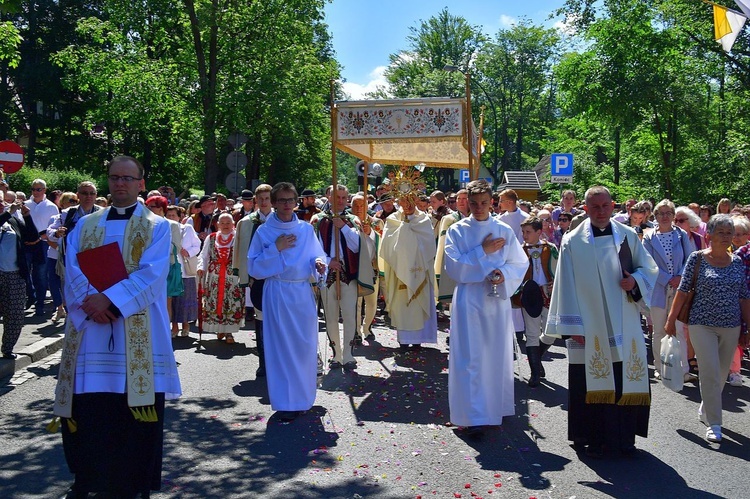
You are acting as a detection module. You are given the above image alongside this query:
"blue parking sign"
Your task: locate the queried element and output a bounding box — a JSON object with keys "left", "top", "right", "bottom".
{"left": 459, "top": 169, "right": 470, "bottom": 183}
{"left": 550, "top": 154, "right": 573, "bottom": 183}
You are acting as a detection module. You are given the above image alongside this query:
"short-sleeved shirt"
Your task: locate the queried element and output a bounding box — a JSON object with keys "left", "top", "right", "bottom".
{"left": 679, "top": 251, "right": 749, "bottom": 327}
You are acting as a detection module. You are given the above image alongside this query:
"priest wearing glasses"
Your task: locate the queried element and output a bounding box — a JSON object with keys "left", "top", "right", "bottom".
{"left": 53, "top": 156, "right": 181, "bottom": 498}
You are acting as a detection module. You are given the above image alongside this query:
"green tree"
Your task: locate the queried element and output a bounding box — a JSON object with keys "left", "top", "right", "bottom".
{"left": 476, "top": 20, "right": 561, "bottom": 174}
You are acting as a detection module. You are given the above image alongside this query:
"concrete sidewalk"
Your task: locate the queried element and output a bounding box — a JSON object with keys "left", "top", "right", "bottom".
{"left": 0, "top": 304, "right": 65, "bottom": 380}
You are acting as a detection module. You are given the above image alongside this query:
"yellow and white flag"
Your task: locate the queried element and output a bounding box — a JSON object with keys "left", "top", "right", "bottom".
{"left": 714, "top": 4, "right": 747, "bottom": 52}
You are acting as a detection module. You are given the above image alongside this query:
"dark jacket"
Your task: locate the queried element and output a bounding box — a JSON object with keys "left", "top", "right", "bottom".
{"left": 0, "top": 210, "right": 39, "bottom": 274}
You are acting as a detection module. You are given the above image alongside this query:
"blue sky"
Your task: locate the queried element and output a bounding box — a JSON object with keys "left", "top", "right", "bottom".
{"left": 324, "top": 1, "right": 567, "bottom": 98}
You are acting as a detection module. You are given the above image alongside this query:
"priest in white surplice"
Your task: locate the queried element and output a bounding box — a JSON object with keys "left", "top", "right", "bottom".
{"left": 379, "top": 166, "right": 437, "bottom": 348}
{"left": 247, "top": 182, "right": 326, "bottom": 422}
{"left": 444, "top": 180, "right": 528, "bottom": 434}
{"left": 53, "top": 156, "right": 181, "bottom": 498}
{"left": 544, "top": 186, "right": 658, "bottom": 458}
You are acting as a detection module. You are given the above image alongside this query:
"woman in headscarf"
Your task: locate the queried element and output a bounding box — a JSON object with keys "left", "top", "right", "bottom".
{"left": 197, "top": 212, "right": 244, "bottom": 343}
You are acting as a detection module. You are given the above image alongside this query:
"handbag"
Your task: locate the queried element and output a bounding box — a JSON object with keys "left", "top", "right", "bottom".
{"left": 167, "top": 245, "right": 184, "bottom": 297}
{"left": 660, "top": 335, "right": 684, "bottom": 392}
{"left": 676, "top": 252, "right": 702, "bottom": 323}
{"left": 182, "top": 254, "right": 199, "bottom": 277}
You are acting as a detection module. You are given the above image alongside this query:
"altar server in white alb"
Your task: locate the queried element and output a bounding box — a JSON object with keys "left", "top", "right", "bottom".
{"left": 444, "top": 180, "right": 528, "bottom": 435}
{"left": 544, "top": 185, "right": 658, "bottom": 458}
{"left": 247, "top": 182, "right": 326, "bottom": 422}
{"left": 53, "top": 156, "right": 181, "bottom": 498}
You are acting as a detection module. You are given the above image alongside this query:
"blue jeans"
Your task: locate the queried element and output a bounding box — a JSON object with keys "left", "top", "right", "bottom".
{"left": 47, "top": 257, "right": 62, "bottom": 307}
{"left": 25, "top": 241, "right": 49, "bottom": 311}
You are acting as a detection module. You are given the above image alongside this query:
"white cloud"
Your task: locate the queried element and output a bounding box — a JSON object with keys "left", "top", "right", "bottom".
{"left": 499, "top": 14, "right": 517, "bottom": 27}
{"left": 342, "top": 65, "right": 389, "bottom": 100}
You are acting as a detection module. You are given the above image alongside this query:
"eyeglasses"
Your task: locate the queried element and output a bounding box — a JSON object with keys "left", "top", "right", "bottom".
{"left": 275, "top": 198, "right": 297, "bottom": 205}
{"left": 558, "top": 218, "right": 571, "bottom": 222}
{"left": 108, "top": 175, "right": 142, "bottom": 183}
{"left": 32, "top": 187, "right": 44, "bottom": 192}
{"left": 675, "top": 218, "right": 688, "bottom": 223}
{"left": 656, "top": 211, "right": 674, "bottom": 217}
{"left": 78, "top": 191, "right": 97, "bottom": 196}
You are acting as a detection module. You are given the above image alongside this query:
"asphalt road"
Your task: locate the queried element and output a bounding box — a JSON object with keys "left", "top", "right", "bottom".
{"left": 1, "top": 317, "right": 748, "bottom": 498}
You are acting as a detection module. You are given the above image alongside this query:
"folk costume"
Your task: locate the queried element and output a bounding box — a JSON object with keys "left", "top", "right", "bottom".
{"left": 53, "top": 203, "right": 181, "bottom": 497}
{"left": 435, "top": 210, "right": 465, "bottom": 303}
{"left": 198, "top": 230, "right": 244, "bottom": 337}
{"left": 315, "top": 210, "right": 374, "bottom": 366}
{"left": 247, "top": 212, "right": 326, "bottom": 411}
{"left": 444, "top": 215, "right": 528, "bottom": 427}
{"left": 233, "top": 209, "right": 272, "bottom": 374}
{"left": 545, "top": 219, "right": 658, "bottom": 454}
{"left": 517, "top": 240, "right": 558, "bottom": 386}
{"left": 380, "top": 208, "right": 438, "bottom": 345}
{"left": 499, "top": 207, "right": 530, "bottom": 334}
{"left": 356, "top": 215, "right": 383, "bottom": 340}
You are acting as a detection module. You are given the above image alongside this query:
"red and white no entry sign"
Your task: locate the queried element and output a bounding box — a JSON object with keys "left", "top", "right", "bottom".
{"left": 0, "top": 140, "right": 25, "bottom": 174}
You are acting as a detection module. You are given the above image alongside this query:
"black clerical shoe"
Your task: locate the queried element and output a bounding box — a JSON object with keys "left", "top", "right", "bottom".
{"left": 329, "top": 360, "right": 343, "bottom": 369}
{"left": 585, "top": 444, "right": 605, "bottom": 459}
{"left": 2, "top": 353, "right": 17, "bottom": 360}
{"left": 343, "top": 361, "right": 357, "bottom": 371}
{"left": 277, "top": 411, "right": 299, "bottom": 422}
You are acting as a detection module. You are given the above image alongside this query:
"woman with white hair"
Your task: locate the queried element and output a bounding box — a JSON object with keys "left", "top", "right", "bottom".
{"left": 674, "top": 206, "right": 704, "bottom": 251}
{"left": 643, "top": 200, "right": 694, "bottom": 382}
{"left": 666, "top": 214, "right": 750, "bottom": 443}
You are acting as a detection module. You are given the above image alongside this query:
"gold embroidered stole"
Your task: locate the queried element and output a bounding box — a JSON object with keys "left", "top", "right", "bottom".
{"left": 53, "top": 207, "right": 157, "bottom": 420}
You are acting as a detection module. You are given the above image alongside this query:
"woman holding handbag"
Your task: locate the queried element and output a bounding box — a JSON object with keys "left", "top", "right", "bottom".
{"left": 665, "top": 214, "right": 750, "bottom": 443}
{"left": 166, "top": 205, "right": 201, "bottom": 337}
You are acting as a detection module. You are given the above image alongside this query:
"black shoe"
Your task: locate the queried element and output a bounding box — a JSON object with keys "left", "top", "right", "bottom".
{"left": 255, "top": 365, "right": 266, "bottom": 377}
{"left": 277, "top": 410, "right": 299, "bottom": 422}
{"left": 458, "top": 425, "right": 485, "bottom": 439}
{"left": 329, "top": 360, "right": 342, "bottom": 369}
{"left": 585, "top": 444, "right": 605, "bottom": 459}
{"left": 353, "top": 336, "right": 363, "bottom": 346}
{"left": 2, "top": 353, "right": 17, "bottom": 360}
{"left": 343, "top": 361, "right": 357, "bottom": 371}
{"left": 365, "top": 326, "right": 376, "bottom": 341}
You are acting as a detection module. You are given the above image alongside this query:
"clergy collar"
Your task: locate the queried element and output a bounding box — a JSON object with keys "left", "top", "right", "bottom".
{"left": 592, "top": 223, "right": 613, "bottom": 236}
{"left": 107, "top": 202, "right": 138, "bottom": 220}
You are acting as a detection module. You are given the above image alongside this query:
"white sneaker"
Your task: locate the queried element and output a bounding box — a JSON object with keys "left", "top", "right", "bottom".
{"left": 728, "top": 372, "right": 743, "bottom": 387}
{"left": 706, "top": 425, "right": 722, "bottom": 443}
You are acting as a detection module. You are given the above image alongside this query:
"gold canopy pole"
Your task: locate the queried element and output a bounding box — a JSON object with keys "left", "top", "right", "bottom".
{"left": 330, "top": 80, "right": 341, "bottom": 300}
{"left": 476, "top": 105, "right": 485, "bottom": 180}
{"left": 465, "top": 71, "right": 475, "bottom": 181}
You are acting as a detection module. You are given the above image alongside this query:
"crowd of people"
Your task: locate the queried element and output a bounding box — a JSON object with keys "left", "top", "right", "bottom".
{"left": 1, "top": 159, "right": 748, "bottom": 496}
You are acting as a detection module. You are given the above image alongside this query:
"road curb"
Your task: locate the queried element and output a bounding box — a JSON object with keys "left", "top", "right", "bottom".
{"left": 0, "top": 334, "right": 65, "bottom": 380}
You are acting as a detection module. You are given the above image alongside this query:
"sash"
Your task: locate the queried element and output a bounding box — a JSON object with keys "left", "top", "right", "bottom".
{"left": 53, "top": 207, "right": 158, "bottom": 423}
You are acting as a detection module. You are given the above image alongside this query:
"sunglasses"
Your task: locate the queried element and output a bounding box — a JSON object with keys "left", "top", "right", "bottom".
{"left": 32, "top": 187, "right": 44, "bottom": 192}
{"left": 558, "top": 218, "right": 571, "bottom": 222}
{"left": 675, "top": 218, "right": 689, "bottom": 223}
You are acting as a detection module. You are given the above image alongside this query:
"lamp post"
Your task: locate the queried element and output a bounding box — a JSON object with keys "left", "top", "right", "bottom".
{"left": 444, "top": 65, "right": 499, "bottom": 184}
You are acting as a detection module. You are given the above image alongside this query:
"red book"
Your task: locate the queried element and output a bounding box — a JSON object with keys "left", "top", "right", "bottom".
{"left": 76, "top": 242, "right": 129, "bottom": 292}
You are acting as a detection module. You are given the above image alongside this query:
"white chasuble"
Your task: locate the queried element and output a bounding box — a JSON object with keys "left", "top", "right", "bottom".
{"left": 444, "top": 216, "right": 529, "bottom": 426}
{"left": 379, "top": 210, "right": 438, "bottom": 344}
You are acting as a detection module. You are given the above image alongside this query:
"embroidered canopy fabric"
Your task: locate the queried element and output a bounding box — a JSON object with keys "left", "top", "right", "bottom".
{"left": 334, "top": 98, "right": 479, "bottom": 169}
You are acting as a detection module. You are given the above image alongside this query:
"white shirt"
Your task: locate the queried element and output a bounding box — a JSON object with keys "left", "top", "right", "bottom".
{"left": 25, "top": 196, "right": 59, "bottom": 235}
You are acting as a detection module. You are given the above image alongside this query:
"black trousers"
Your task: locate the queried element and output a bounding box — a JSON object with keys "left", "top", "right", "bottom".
{"left": 568, "top": 362, "right": 650, "bottom": 450}
{"left": 62, "top": 392, "right": 166, "bottom": 498}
